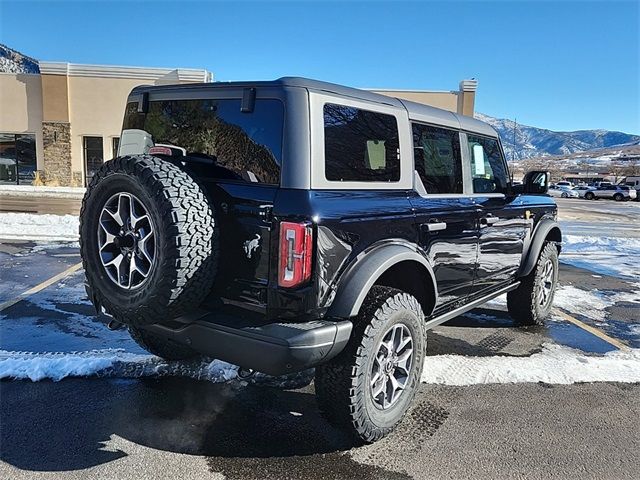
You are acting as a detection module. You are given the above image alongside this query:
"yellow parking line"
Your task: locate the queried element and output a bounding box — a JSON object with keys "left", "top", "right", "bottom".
{"left": 553, "top": 307, "right": 629, "bottom": 350}
{"left": 0, "top": 262, "right": 83, "bottom": 313}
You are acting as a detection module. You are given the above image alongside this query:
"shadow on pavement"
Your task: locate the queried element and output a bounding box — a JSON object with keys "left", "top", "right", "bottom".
{"left": 0, "top": 377, "right": 408, "bottom": 479}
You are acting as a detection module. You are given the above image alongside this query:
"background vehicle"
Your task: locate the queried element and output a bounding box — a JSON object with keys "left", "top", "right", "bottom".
{"left": 555, "top": 180, "right": 573, "bottom": 188}
{"left": 625, "top": 176, "right": 640, "bottom": 201}
{"left": 79, "top": 78, "right": 560, "bottom": 443}
{"left": 549, "top": 185, "right": 579, "bottom": 198}
{"left": 584, "top": 184, "right": 637, "bottom": 201}
{"left": 573, "top": 185, "right": 595, "bottom": 198}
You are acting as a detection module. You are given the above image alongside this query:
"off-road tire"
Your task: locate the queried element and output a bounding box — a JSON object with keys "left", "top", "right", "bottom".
{"left": 507, "top": 242, "right": 559, "bottom": 326}
{"left": 315, "top": 286, "right": 426, "bottom": 444}
{"left": 80, "top": 155, "right": 218, "bottom": 327}
{"left": 128, "top": 326, "right": 198, "bottom": 360}
{"left": 614, "top": 193, "right": 624, "bottom": 201}
{"left": 585, "top": 192, "right": 595, "bottom": 200}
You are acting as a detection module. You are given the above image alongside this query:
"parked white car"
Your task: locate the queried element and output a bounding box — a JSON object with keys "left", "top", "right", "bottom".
{"left": 625, "top": 177, "right": 640, "bottom": 201}
{"left": 572, "top": 185, "right": 595, "bottom": 198}
{"left": 555, "top": 181, "right": 573, "bottom": 188}
{"left": 548, "top": 185, "right": 579, "bottom": 198}
{"left": 584, "top": 185, "right": 637, "bottom": 201}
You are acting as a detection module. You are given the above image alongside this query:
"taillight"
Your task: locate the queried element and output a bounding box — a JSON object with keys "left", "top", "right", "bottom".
{"left": 148, "top": 146, "right": 173, "bottom": 156}
{"left": 278, "top": 221, "right": 313, "bottom": 288}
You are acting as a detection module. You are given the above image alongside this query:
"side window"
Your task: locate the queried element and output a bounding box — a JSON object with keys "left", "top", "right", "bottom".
{"left": 467, "top": 135, "right": 508, "bottom": 194}
{"left": 412, "top": 123, "right": 462, "bottom": 194}
{"left": 323, "top": 103, "right": 400, "bottom": 182}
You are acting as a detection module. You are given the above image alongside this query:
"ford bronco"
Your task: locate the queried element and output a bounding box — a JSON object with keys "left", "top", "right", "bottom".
{"left": 80, "top": 77, "right": 560, "bottom": 443}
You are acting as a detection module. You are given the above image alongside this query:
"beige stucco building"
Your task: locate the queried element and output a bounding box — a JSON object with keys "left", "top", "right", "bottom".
{"left": 0, "top": 62, "right": 477, "bottom": 187}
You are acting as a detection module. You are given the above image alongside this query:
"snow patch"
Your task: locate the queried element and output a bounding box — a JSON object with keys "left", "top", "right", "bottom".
{"left": 0, "top": 349, "right": 238, "bottom": 382}
{"left": 422, "top": 344, "right": 640, "bottom": 385}
{"left": 561, "top": 235, "right": 640, "bottom": 280}
{"left": 0, "top": 213, "right": 79, "bottom": 241}
{"left": 553, "top": 285, "right": 640, "bottom": 321}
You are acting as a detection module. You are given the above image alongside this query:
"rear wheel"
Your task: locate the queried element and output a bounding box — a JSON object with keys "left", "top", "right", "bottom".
{"left": 315, "top": 286, "right": 426, "bottom": 443}
{"left": 561, "top": 192, "right": 568, "bottom": 198}
{"left": 507, "top": 242, "right": 559, "bottom": 326}
{"left": 614, "top": 193, "right": 624, "bottom": 201}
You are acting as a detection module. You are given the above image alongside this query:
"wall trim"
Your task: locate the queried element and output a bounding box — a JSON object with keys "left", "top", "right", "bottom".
{"left": 39, "top": 62, "right": 213, "bottom": 82}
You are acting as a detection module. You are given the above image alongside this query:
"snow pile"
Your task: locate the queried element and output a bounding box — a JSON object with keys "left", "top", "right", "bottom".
{"left": 422, "top": 344, "right": 640, "bottom": 385}
{"left": 553, "top": 285, "right": 640, "bottom": 321}
{"left": 0, "top": 213, "right": 79, "bottom": 241}
{"left": 0, "top": 349, "right": 238, "bottom": 382}
{"left": 561, "top": 235, "right": 640, "bottom": 280}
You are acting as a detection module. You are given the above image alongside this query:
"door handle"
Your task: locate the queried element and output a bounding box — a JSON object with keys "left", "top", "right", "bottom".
{"left": 425, "top": 221, "right": 447, "bottom": 232}
{"left": 481, "top": 216, "right": 499, "bottom": 226}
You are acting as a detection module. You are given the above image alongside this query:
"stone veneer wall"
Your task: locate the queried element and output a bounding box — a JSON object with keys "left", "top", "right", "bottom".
{"left": 42, "top": 121, "right": 72, "bottom": 186}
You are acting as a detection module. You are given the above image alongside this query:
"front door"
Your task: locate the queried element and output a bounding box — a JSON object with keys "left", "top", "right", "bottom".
{"left": 410, "top": 123, "right": 478, "bottom": 312}
{"left": 465, "top": 134, "right": 527, "bottom": 296}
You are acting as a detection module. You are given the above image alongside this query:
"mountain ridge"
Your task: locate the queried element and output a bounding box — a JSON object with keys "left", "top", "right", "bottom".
{"left": 475, "top": 113, "right": 640, "bottom": 161}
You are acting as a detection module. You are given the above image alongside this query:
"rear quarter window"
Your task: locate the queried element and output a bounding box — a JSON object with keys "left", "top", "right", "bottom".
{"left": 323, "top": 103, "right": 400, "bottom": 182}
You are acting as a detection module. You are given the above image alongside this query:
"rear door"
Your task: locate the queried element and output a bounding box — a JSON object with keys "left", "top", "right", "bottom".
{"left": 465, "top": 133, "right": 528, "bottom": 296}
{"left": 409, "top": 123, "right": 478, "bottom": 311}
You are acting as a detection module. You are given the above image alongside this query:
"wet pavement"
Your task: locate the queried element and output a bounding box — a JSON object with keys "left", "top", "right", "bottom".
{"left": 1, "top": 199, "right": 639, "bottom": 479}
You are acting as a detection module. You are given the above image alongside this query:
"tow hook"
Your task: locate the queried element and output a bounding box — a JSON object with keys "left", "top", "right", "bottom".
{"left": 107, "top": 319, "right": 123, "bottom": 330}
{"left": 237, "top": 367, "right": 255, "bottom": 379}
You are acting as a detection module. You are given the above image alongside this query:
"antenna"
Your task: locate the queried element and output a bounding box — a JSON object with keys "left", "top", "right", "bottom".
{"left": 512, "top": 118, "right": 517, "bottom": 162}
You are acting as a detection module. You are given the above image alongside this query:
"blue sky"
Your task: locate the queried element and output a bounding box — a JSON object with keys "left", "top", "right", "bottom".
{"left": 1, "top": 0, "right": 638, "bottom": 133}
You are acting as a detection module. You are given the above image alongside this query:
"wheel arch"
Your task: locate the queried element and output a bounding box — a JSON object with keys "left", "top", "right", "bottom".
{"left": 518, "top": 218, "right": 562, "bottom": 278}
{"left": 326, "top": 243, "right": 438, "bottom": 319}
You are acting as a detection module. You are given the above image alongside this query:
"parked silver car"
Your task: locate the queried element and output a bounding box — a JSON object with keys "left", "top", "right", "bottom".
{"left": 572, "top": 185, "right": 595, "bottom": 198}
{"left": 584, "top": 185, "right": 637, "bottom": 201}
{"left": 548, "top": 185, "right": 579, "bottom": 198}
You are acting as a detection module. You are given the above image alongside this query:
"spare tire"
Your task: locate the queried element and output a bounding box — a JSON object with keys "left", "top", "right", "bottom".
{"left": 80, "top": 155, "right": 218, "bottom": 326}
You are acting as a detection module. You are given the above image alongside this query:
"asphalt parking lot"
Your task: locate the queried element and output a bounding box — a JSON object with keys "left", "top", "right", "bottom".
{"left": 1, "top": 197, "right": 639, "bottom": 479}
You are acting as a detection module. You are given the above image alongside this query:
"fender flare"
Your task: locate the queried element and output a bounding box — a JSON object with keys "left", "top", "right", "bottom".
{"left": 518, "top": 218, "right": 562, "bottom": 277}
{"left": 327, "top": 243, "right": 438, "bottom": 319}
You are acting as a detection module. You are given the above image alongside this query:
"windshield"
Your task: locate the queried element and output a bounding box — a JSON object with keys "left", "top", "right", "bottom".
{"left": 120, "top": 98, "right": 284, "bottom": 185}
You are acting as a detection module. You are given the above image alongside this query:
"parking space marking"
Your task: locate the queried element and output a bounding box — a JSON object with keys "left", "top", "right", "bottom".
{"left": 0, "top": 262, "right": 83, "bottom": 313}
{"left": 553, "top": 308, "right": 628, "bottom": 350}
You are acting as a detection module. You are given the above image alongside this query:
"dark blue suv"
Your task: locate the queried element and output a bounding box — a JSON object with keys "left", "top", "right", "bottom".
{"left": 80, "top": 77, "right": 561, "bottom": 443}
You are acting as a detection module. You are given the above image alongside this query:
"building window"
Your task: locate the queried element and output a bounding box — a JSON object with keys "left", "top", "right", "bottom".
{"left": 412, "top": 124, "right": 462, "bottom": 194}
{"left": 0, "top": 133, "right": 37, "bottom": 185}
{"left": 323, "top": 103, "right": 400, "bottom": 182}
{"left": 112, "top": 137, "right": 120, "bottom": 158}
{"left": 83, "top": 136, "right": 104, "bottom": 186}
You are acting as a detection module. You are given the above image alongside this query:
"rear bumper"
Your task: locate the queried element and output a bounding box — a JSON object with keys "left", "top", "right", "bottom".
{"left": 143, "top": 315, "right": 352, "bottom": 376}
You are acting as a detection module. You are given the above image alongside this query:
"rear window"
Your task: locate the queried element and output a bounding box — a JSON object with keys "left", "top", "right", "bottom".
{"left": 323, "top": 103, "right": 400, "bottom": 182}
{"left": 121, "top": 98, "right": 283, "bottom": 184}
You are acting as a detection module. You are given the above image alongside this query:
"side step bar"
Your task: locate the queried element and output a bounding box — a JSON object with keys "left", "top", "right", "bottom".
{"left": 424, "top": 282, "right": 520, "bottom": 330}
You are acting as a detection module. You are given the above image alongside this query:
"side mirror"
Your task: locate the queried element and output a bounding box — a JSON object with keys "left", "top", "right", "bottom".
{"left": 523, "top": 171, "right": 550, "bottom": 194}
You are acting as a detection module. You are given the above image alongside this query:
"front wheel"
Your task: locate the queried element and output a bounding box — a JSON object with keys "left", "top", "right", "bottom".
{"left": 585, "top": 192, "right": 595, "bottom": 200}
{"left": 315, "top": 286, "right": 426, "bottom": 443}
{"left": 507, "top": 242, "right": 559, "bottom": 326}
